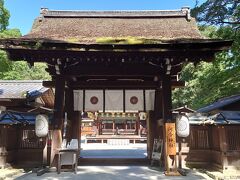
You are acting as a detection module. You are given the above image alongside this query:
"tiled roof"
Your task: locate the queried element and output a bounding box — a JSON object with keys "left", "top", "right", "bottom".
{"left": 22, "top": 7, "right": 204, "bottom": 44}
{"left": 0, "top": 80, "right": 48, "bottom": 99}
{"left": 197, "top": 94, "right": 240, "bottom": 113}
{"left": 188, "top": 111, "right": 240, "bottom": 125}
{"left": 0, "top": 110, "right": 53, "bottom": 125}
{"left": 173, "top": 106, "right": 195, "bottom": 113}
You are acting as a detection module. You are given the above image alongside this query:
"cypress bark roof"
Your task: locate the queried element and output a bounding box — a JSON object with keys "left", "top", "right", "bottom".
{"left": 23, "top": 7, "right": 204, "bottom": 44}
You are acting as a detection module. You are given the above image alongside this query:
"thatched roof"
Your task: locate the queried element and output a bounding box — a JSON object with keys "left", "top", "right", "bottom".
{"left": 23, "top": 7, "right": 204, "bottom": 44}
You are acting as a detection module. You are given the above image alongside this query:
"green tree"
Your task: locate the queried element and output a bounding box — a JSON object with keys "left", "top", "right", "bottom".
{"left": 0, "top": 61, "right": 51, "bottom": 80}
{"left": 0, "top": 1, "right": 51, "bottom": 80}
{"left": 173, "top": 1, "right": 240, "bottom": 110}
{"left": 192, "top": 0, "right": 240, "bottom": 28}
{"left": 0, "top": 29, "right": 21, "bottom": 76}
{"left": 0, "top": 0, "right": 9, "bottom": 31}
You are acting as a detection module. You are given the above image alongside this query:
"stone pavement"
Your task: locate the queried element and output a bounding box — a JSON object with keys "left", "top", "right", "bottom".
{"left": 14, "top": 166, "right": 212, "bottom": 180}
{"left": 80, "top": 142, "right": 147, "bottom": 158}
{"left": 11, "top": 142, "right": 213, "bottom": 179}
{"left": 0, "top": 168, "right": 24, "bottom": 180}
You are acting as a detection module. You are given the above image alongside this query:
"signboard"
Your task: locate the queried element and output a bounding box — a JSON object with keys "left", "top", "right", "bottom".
{"left": 165, "top": 123, "right": 176, "bottom": 155}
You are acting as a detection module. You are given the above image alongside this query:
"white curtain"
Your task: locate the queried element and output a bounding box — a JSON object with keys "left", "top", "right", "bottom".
{"left": 73, "top": 89, "right": 155, "bottom": 112}
{"left": 125, "top": 90, "right": 144, "bottom": 111}
{"left": 85, "top": 90, "right": 103, "bottom": 111}
{"left": 73, "top": 90, "right": 83, "bottom": 111}
{"left": 105, "top": 90, "right": 123, "bottom": 111}
{"left": 145, "top": 90, "right": 155, "bottom": 111}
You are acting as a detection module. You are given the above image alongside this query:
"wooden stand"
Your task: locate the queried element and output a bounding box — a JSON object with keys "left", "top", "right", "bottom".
{"left": 164, "top": 123, "right": 180, "bottom": 176}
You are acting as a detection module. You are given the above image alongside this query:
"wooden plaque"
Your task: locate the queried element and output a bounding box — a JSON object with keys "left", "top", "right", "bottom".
{"left": 165, "top": 123, "right": 176, "bottom": 155}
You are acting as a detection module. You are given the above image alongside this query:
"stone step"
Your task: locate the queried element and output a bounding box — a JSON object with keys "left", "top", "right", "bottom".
{"left": 78, "top": 158, "right": 150, "bottom": 166}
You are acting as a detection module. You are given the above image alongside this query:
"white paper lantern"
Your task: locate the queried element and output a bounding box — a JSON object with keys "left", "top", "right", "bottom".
{"left": 35, "top": 114, "right": 49, "bottom": 137}
{"left": 176, "top": 115, "right": 190, "bottom": 138}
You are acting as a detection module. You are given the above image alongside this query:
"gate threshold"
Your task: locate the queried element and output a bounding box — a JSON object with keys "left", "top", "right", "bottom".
{"left": 78, "top": 157, "right": 150, "bottom": 166}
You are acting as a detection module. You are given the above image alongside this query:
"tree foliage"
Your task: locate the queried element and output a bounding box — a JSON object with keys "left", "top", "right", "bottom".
{"left": 192, "top": 0, "right": 240, "bottom": 28}
{"left": 0, "top": 1, "right": 51, "bottom": 80}
{"left": 0, "top": 0, "right": 9, "bottom": 31}
{"left": 0, "top": 62, "right": 51, "bottom": 80}
{"left": 173, "top": 1, "right": 240, "bottom": 110}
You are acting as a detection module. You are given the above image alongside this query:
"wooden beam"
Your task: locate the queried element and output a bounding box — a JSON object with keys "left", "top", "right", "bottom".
{"left": 44, "top": 80, "right": 185, "bottom": 89}
{"left": 5, "top": 48, "right": 218, "bottom": 63}
{"left": 63, "top": 64, "right": 165, "bottom": 77}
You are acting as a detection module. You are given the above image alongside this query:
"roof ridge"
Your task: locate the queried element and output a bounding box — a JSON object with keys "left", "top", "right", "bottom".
{"left": 40, "top": 7, "right": 191, "bottom": 20}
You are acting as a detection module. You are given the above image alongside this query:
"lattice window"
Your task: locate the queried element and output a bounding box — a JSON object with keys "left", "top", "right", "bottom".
{"left": 211, "top": 127, "right": 220, "bottom": 151}
{"left": 19, "top": 129, "right": 44, "bottom": 149}
{"left": 190, "top": 127, "right": 210, "bottom": 149}
{"left": 226, "top": 127, "right": 240, "bottom": 151}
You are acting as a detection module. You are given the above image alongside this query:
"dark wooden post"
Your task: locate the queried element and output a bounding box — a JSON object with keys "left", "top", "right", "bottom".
{"left": 219, "top": 126, "right": 228, "bottom": 172}
{"left": 0, "top": 126, "right": 8, "bottom": 167}
{"left": 147, "top": 88, "right": 162, "bottom": 159}
{"left": 162, "top": 74, "right": 177, "bottom": 174}
{"left": 50, "top": 76, "right": 65, "bottom": 167}
{"left": 42, "top": 137, "right": 48, "bottom": 166}
{"left": 147, "top": 111, "right": 155, "bottom": 159}
{"left": 162, "top": 75, "right": 172, "bottom": 123}
{"left": 71, "top": 112, "right": 81, "bottom": 139}
{"left": 65, "top": 87, "right": 74, "bottom": 143}
{"left": 66, "top": 86, "right": 82, "bottom": 155}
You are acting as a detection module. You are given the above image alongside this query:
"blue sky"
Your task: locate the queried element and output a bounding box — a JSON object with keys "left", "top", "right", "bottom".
{"left": 5, "top": 0, "right": 206, "bottom": 35}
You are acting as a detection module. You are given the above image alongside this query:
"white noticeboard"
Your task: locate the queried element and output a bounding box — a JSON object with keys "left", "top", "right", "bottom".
{"left": 151, "top": 138, "right": 163, "bottom": 161}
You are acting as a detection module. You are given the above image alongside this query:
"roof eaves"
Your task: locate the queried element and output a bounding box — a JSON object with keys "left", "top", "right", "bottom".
{"left": 197, "top": 95, "right": 240, "bottom": 113}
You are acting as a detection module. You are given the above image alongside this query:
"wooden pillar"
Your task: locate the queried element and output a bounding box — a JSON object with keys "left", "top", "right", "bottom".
{"left": 42, "top": 137, "right": 48, "bottom": 166}
{"left": 147, "top": 111, "right": 157, "bottom": 159}
{"left": 0, "top": 126, "right": 8, "bottom": 167}
{"left": 65, "top": 87, "right": 82, "bottom": 141}
{"left": 71, "top": 111, "right": 81, "bottom": 139}
{"left": 219, "top": 126, "right": 228, "bottom": 172}
{"left": 65, "top": 87, "right": 74, "bottom": 143}
{"left": 147, "top": 88, "right": 162, "bottom": 159}
{"left": 136, "top": 114, "right": 140, "bottom": 135}
{"left": 162, "top": 75, "right": 172, "bottom": 123}
{"left": 65, "top": 87, "right": 81, "bottom": 155}
{"left": 162, "top": 74, "right": 177, "bottom": 175}
{"left": 50, "top": 76, "right": 65, "bottom": 167}
{"left": 113, "top": 121, "right": 115, "bottom": 131}
{"left": 154, "top": 88, "right": 163, "bottom": 140}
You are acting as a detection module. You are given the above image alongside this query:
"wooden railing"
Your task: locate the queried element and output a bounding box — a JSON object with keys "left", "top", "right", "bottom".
{"left": 189, "top": 127, "right": 210, "bottom": 150}
{"left": 226, "top": 126, "right": 240, "bottom": 151}
{"left": 19, "top": 129, "right": 47, "bottom": 149}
